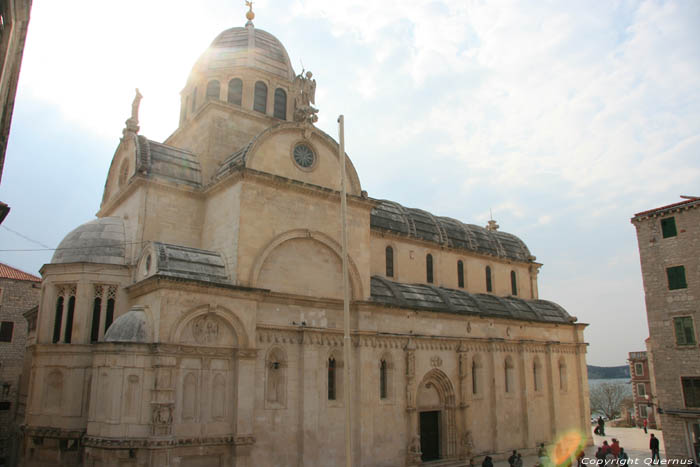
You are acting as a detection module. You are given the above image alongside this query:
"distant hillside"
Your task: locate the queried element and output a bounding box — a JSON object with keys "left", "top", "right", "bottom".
{"left": 588, "top": 365, "right": 630, "bottom": 379}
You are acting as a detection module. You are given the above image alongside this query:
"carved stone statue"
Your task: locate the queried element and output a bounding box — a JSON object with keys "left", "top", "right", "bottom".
{"left": 124, "top": 88, "right": 143, "bottom": 135}
{"left": 292, "top": 70, "right": 319, "bottom": 123}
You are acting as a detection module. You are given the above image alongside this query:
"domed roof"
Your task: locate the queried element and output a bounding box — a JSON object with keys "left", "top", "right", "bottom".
{"left": 51, "top": 217, "right": 126, "bottom": 265}
{"left": 104, "top": 307, "right": 151, "bottom": 343}
{"left": 195, "top": 24, "right": 295, "bottom": 81}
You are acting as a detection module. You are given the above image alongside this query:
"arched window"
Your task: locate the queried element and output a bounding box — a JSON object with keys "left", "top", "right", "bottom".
{"left": 458, "top": 260, "right": 464, "bottom": 288}
{"left": 559, "top": 359, "right": 568, "bottom": 392}
{"left": 52, "top": 295, "right": 64, "bottom": 343}
{"left": 472, "top": 356, "right": 482, "bottom": 395}
{"left": 273, "top": 88, "right": 287, "bottom": 119}
{"left": 511, "top": 270, "right": 517, "bottom": 296}
{"left": 486, "top": 266, "right": 493, "bottom": 292}
{"left": 206, "top": 80, "right": 220, "bottom": 100}
{"left": 254, "top": 81, "right": 267, "bottom": 113}
{"left": 533, "top": 358, "right": 542, "bottom": 392}
{"left": 64, "top": 295, "right": 75, "bottom": 343}
{"left": 385, "top": 246, "right": 394, "bottom": 277}
{"left": 191, "top": 87, "right": 197, "bottom": 112}
{"left": 104, "top": 286, "right": 116, "bottom": 334}
{"left": 380, "top": 359, "right": 388, "bottom": 399}
{"left": 91, "top": 295, "right": 101, "bottom": 343}
{"left": 426, "top": 254, "right": 433, "bottom": 283}
{"left": 505, "top": 357, "right": 514, "bottom": 393}
{"left": 328, "top": 357, "right": 337, "bottom": 400}
{"left": 228, "top": 78, "right": 242, "bottom": 106}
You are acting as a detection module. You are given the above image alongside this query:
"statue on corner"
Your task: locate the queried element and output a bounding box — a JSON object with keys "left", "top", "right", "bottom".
{"left": 293, "top": 70, "right": 319, "bottom": 123}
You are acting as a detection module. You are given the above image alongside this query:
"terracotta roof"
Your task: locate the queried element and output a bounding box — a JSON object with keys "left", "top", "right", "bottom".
{"left": 633, "top": 196, "right": 700, "bottom": 219}
{"left": 0, "top": 263, "right": 40, "bottom": 282}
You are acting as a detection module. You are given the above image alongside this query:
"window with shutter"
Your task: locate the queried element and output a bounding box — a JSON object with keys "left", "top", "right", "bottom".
{"left": 228, "top": 79, "right": 242, "bottom": 105}
{"left": 457, "top": 260, "right": 464, "bottom": 288}
{"left": 661, "top": 217, "right": 677, "bottom": 238}
{"left": 667, "top": 266, "right": 688, "bottom": 290}
{"left": 674, "top": 317, "right": 696, "bottom": 346}
{"left": 682, "top": 377, "right": 700, "bottom": 407}
{"left": 206, "top": 80, "right": 220, "bottom": 100}
{"left": 385, "top": 246, "right": 393, "bottom": 277}
{"left": 254, "top": 81, "right": 267, "bottom": 113}
{"left": 273, "top": 88, "right": 287, "bottom": 119}
{"left": 426, "top": 254, "right": 433, "bottom": 283}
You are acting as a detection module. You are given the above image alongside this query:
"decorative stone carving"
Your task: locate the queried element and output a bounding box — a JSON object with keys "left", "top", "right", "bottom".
{"left": 407, "top": 435, "right": 422, "bottom": 466}
{"left": 151, "top": 403, "right": 173, "bottom": 436}
{"left": 124, "top": 88, "right": 142, "bottom": 135}
{"left": 292, "top": 70, "right": 319, "bottom": 123}
{"left": 461, "top": 430, "right": 474, "bottom": 461}
{"left": 430, "top": 356, "right": 443, "bottom": 368}
{"left": 193, "top": 315, "right": 220, "bottom": 344}
{"left": 459, "top": 352, "right": 468, "bottom": 378}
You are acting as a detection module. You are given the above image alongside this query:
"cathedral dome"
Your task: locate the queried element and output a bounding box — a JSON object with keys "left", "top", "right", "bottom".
{"left": 51, "top": 217, "right": 126, "bottom": 265}
{"left": 192, "top": 24, "right": 295, "bottom": 81}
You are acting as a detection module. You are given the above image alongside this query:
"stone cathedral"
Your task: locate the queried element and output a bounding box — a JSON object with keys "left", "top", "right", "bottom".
{"left": 21, "top": 9, "right": 590, "bottom": 467}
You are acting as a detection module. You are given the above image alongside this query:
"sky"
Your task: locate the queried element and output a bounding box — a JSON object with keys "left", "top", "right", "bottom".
{"left": 1, "top": 0, "right": 699, "bottom": 366}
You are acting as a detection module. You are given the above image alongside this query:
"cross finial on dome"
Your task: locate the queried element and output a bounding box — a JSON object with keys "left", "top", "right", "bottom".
{"left": 245, "top": 1, "right": 255, "bottom": 24}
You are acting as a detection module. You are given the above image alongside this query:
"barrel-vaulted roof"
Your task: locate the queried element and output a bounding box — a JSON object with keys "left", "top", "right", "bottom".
{"left": 370, "top": 276, "right": 573, "bottom": 324}
{"left": 371, "top": 200, "right": 532, "bottom": 262}
{"left": 134, "top": 135, "right": 202, "bottom": 188}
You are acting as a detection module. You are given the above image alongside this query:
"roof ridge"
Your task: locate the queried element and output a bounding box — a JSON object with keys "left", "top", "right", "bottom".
{"left": 0, "top": 262, "right": 41, "bottom": 281}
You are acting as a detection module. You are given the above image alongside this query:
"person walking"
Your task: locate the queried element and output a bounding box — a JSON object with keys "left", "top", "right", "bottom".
{"left": 650, "top": 433, "right": 661, "bottom": 464}
{"left": 508, "top": 450, "right": 518, "bottom": 467}
{"left": 598, "top": 416, "right": 606, "bottom": 436}
{"left": 643, "top": 418, "right": 648, "bottom": 434}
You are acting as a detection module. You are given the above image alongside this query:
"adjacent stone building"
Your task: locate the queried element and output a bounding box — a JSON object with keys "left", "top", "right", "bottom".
{"left": 628, "top": 349, "right": 659, "bottom": 429}
{"left": 21, "top": 11, "right": 591, "bottom": 467}
{"left": 0, "top": 262, "right": 40, "bottom": 466}
{"left": 632, "top": 196, "right": 700, "bottom": 461}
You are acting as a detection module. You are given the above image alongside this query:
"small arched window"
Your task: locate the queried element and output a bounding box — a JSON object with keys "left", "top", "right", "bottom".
{"left": 206, "top": 80, "right": 220, "bottom": 100}
{"left": 426, "top": 254, "right": 433, "bottom": 283}
{"left": 472, "top": 356, "right": 482, "bottom": 395}
{"left": 273, "top": 88, "right": 287, "bottom": 119}
{"left": 559, "top": 359, "right": 568, "bottom": 392}
{"left": 380, "top": 359, "right": 388, "bottom": 399}
{"left": 90, "top": 296, "right": 101, "bottom": 343}
{"left": 52, "top": 295, "right": 64, "bottom": 343}
{"left": 386, "top": 246, "right": 394, "bottom": 277}
{"left": 533, "top": 358, "right": 542, "bottom": 392}
{"left": 486, "top": 266, "right": 493, "bottom": 292}
{"left": 328, "top": 357, "right": 337, "bottom": 400}
{"left": 228, "top": 78, "right": 242, "bottom": 106}
{"left": 458, "top": 260, "right": 464, "bottom": 288}
{"left": 64, "top": 296, "right": 75, "bottom": 343}
{"left": 505, "top": 357, "right": 514, "bottom": 393}
{"left": 511, "top": 270, "right": 517, "bottom": 296}
{"left": 254, "top": 81, "right": 267, "bottom": 113}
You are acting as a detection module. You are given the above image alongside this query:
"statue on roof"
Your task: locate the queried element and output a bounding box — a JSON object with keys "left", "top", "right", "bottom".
{"left": 293, "top": 70, "right": 319, "bottom": 124}
{"left": 123, "top": 88, "right": 143, "bottom": 136}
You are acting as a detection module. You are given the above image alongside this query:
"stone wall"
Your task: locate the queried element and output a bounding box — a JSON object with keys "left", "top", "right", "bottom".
{"left": 633, "top": 201, "right": 700, "bottom": 459}
{"left": 0, "top": 275, "right": 40, "bottom": 465}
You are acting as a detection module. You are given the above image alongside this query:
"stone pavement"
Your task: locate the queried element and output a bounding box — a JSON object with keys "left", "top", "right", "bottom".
{"left": 488, "top": 427, "right": 667, "bottom": 467}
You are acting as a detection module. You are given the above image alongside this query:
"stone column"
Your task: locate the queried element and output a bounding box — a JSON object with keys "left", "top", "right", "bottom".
{"left": 457, "top": 342, "right": 471, "bottom": 461}
{"left": 405, "top": 339, "right": 421, "bottom": 466}
{"left": 234, "top": 348, "right": 257, "bottom": 467}
{"left": 489, "top": 341, "right": 499, "bottom": 453}
{"left": 545, "top": 343, "right": 557, "bottom": 440}
{"left": 518, "top": 343, "right": 531, "bottom": 448}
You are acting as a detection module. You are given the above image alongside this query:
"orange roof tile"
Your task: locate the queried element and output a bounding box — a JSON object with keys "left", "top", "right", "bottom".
{"left": 0, "top": 263, "right": 40, "bottom": 282}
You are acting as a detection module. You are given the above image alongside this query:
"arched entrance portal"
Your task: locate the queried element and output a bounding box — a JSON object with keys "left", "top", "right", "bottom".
{"left": 416, "top": 369, "right": 457, "bottom": 462}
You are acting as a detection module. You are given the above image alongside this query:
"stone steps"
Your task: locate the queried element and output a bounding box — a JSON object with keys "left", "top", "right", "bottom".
{"left": 421, "top": 459, "right": 471, "bottom": 467}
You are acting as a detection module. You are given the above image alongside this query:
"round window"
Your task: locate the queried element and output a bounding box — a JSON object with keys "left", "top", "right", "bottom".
{"left": 293, "top": 143, "right": 315, "bottom": 169}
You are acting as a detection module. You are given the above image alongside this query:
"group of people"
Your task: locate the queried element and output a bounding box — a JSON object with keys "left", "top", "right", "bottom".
{"left": 593, "top": 438, "right": 630, "bottom": 465}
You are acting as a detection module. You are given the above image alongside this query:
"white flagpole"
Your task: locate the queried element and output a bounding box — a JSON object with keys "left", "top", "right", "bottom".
{"left": 338, "top": 114, "right": 353, "bottom": 467}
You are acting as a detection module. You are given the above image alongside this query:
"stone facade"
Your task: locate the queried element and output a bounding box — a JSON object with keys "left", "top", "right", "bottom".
{"left": 628, "top": 350, "right": 659, "bottom": 429}
{"left": 632, "top": 196, "right": 700, "bottom": 461}
{"left": 0, "top": 263, "right": 40, "bottom": 466}
{"left": 20, "top": 14, "right": 591, "bottom": 467}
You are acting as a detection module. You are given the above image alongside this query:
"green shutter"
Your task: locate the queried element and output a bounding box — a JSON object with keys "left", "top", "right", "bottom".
{"left": 661, "top": 217, "right": 677, "bottom": 238}
{"left": 668, "top": 266, "right": 688, "bottom": 290}
{"left": 676, "top": 317, "right": 687, "bottom": 345}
